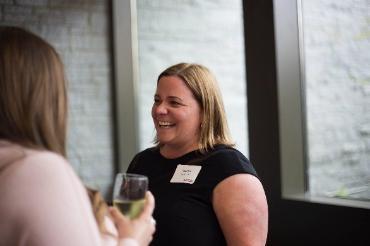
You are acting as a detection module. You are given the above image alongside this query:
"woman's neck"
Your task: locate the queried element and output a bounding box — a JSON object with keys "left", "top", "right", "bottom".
{"left": 159, "top": 142, "right": 199, "bottom": 159}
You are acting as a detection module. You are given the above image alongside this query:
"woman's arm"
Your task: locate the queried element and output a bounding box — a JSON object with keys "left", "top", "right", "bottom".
{"left": 212, "top": 174, "right": 268, "bottom": 246}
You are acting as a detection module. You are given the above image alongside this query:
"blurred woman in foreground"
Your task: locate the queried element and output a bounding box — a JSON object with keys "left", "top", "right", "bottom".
{"left": 0, "top": 26, "right": 155, "bottom": 246}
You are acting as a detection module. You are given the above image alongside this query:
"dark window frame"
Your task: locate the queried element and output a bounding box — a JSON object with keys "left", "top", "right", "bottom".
{"left": 243, "top": 0, "right": 370, "bottom": 244}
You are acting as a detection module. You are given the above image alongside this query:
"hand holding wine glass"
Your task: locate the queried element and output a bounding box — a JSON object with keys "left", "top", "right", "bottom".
{"left": 110, "top": 191, "right": 156, "bottom": 246}
{"left": 113, "top": 173, "right": 149, "bottom": 219}
{"left": 111, "top": 173, "right": 155, "bottom": 245}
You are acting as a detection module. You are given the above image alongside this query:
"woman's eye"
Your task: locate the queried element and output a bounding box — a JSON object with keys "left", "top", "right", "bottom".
{"left": 170, "top": 101, "right": 181, "bottom": 106}
{"left": 154, "top": 98, "right": 160, "bottom": 104}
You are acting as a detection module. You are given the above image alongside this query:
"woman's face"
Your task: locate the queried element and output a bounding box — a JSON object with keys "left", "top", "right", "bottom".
{"left": 152, "top": 75, "right": 202, "bottom": 152}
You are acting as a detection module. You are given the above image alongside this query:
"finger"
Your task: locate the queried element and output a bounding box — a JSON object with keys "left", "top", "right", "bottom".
{"left": 109, "top": 207, "right": 129, "bottom": 225}
{"left": 138, "top": 191, "right": 155, "bottom": 220}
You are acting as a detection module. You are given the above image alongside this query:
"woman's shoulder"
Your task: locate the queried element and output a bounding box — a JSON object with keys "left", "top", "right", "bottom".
{"left": 0, "top": 142, "right": 78, "bottom": 198}
{"left": 206, "top": 145, "right": 250, "bottom": 163}
{"left": 16, "top": 148, "right": 70, "bottom": 175}
{"left": 201, "top": 145, "right": 258, "bottom": 178}
{"left": 26, "top": 148, "right": 67, "bottom": 162}
{"left": 128, "top": 146, "right": 159, "bottom": 171}
{"left": 0, "top": 143, "right": 84, "bottom": 218}
{"left": 0, "top": 141, "right": 69, "bottom": 175}
{"left": 133, "top": 146, "right": 159, "bottom": 160}
{"left": 1, "top": 152, "right": 76, "bottom": 200}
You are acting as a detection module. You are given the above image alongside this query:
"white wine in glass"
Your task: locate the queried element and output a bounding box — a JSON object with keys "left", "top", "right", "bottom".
{"left": 113, "top": 173, "right": 148, "bottom": 219}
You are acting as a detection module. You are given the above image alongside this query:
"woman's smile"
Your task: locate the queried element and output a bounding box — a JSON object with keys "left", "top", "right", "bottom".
{"left": 158, "top": 121, "right": 175, "bottom": 128}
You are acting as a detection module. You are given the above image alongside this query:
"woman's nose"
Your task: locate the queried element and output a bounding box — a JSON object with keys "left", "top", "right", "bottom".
{"left": 154, "top": 102, "right": 168, "bottom": 115}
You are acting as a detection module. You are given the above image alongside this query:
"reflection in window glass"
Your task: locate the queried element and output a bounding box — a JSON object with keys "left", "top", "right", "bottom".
{"left": 136, "top": 0, "right": 248, "bottom": 156}
{"left": 302, "top": 0, "right": 370, "bottom": 200}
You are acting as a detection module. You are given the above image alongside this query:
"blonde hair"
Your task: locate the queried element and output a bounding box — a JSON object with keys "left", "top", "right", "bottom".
{"left": 155, "top": 63, "right": 234, "bottom": 153}
{"left": 0, "top": 26, "right": 108, "bottom": 233}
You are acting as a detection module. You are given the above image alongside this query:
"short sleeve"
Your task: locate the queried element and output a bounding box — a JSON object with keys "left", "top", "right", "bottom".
{"left": 201, "top": 148, "right": 258, "bottom": 189}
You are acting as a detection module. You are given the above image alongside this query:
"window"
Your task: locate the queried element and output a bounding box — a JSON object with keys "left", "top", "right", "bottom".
{"left": 245, "top": 1, "right": 370, "bottom": 244}
{"left": 275, "top": 0, "right": 370, "bottom": 207}
{"left": 302, "top": 0, "right": 370, "bottom": 201}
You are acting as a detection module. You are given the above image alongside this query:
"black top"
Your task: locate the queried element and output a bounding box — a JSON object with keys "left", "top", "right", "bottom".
{"left": 127, "top": 145, "right": 258, "bottom": 246}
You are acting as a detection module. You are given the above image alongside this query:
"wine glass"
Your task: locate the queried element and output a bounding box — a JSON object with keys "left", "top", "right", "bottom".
{"left": 112, "top": 173, "right": 148, "bottom": 219}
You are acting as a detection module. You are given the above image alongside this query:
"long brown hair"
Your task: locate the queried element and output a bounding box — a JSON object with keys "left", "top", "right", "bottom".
{"left": 0, "top": 26, "right": 107, "bottom": 233}
{"left": 155, "top": 63, "right": 234, "bottom": 153}
{"left": 0, "top": 26, "right": 67, "bottom": 156}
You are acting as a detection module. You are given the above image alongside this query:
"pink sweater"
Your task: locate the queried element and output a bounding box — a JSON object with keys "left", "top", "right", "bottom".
{"left": 0, "top": 141, "right": 128, "bottom": 246}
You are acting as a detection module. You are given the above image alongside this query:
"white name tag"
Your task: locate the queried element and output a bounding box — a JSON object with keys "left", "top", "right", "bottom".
{"left": 170, "top": 164, "right": 202, "bottom": 184}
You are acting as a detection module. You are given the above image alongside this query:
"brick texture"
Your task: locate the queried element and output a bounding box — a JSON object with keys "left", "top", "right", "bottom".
{"left": 303, "top": 0, "right": 370, "bottom": 199}
{"left": 0, "top": 0, "right": 114, "bottom": 198}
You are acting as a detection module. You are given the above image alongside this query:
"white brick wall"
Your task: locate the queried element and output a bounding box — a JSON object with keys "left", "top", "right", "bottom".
{"left": 303, "top": 0, "right": 370, "bottom": 198}
{"left": 0, "top": 0, "right": 114, "bottom": 198}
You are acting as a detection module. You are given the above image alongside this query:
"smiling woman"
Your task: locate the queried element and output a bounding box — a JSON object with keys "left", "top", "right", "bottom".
{"left": 127, "top": 63, "right": 268, "bottom": 246}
